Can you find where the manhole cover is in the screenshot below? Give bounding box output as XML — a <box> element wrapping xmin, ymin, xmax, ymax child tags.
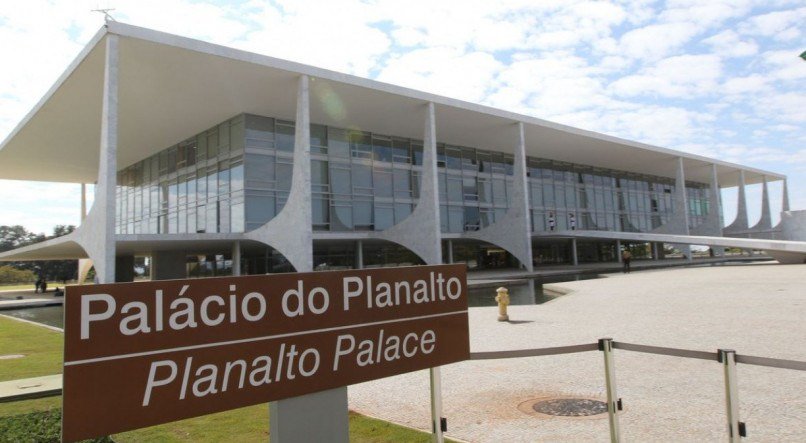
<box><xmin>531</xmin><ymin>398</ymin><xmax>608</xmax><ymax>417</ymax></box>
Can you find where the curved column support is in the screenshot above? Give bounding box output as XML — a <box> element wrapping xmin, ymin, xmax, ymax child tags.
<box><xmin>376</xmin><ymin>102</ymin><xmax>442</xmax><ymax>265</ymax></box>
<box><xmin>724</xmin><ymin>170</ymin><xmax>749</xmax><ymax>233</ymax></box>
<box><xmin>775</xmin><ymin>178</ymin><xmax>790</xmax><ymax>232</ymax></box>
<box><xmin>691</xmin><ymin>163</ymin><xmax>723</xmax><ymax>237</ymax></box>
<box><xmin>246</xmin><ymin>75</ymin><xmax>313</xmax><ymax>272</ymax></box>
<box><xmin>73</xmin><ymin>34</ymin><xmax>118</xmax><ymax>283</ymax></box>
<box><xmin>749</xmin><ymin>176</ymin><xmax>772</xmax><ymax>232</ymax></box>
<box><xmin>652</xmin><ymin>157</ymin><xmax>690</xmax><ymax>235</ymax></box>
<box><xmin>464</xmin><ymin>122</ymin><xmax>534</xmax><ymax>271</ymax></box>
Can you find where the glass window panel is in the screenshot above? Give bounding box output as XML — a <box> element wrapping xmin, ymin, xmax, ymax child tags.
<box><xmin>555</xmin><ymin>183</ymin><xmax>566</xmax><ymax>207</ymax></box>
<box><xmin>311</xmin><ymin>124</ymin><xmax>327</xmax><ymax>149</ymax></box>
<box><xmin>463</xmin><ymin>206</ymin><xmax>480</xmax><ymax>231</ymax></box>
<box><xmin>446</xmin><ymin>147</ymin><xmax>461</xmax><ymax>170</ymax></box>
<box><xmin>493</xmin><ymin>178</ymin><xmax>507</xmax><ymax>205</ymax></box>
<box><xmin>447</xmin><ymin>177</ymin><xmax>462</xmax><ymax>202</ymax></box>
<box><xmin>373</xmin><ymin>137</ymin><xmax>393</xmax><ymax>162</ymax></box>
<box><xmin>331</xmin><ymin>202</ymin><xmax>353</xmax><ymax>230</ymax></box>
<box><xmin>393</xmin><ymin>169</ymin><xmax>411</xmax><ymax>198</ymax></box>
<box><xmin>276</xmin><ymin>121</ymin><xmax>295</xmax><ymax>152</ymax></box>
<box><xmin>246</xmin><ymin>194</ymin><xmax>275</xmax><ymax>228</ymax></box>
<box><xmin>374</xmin><ymin>205</ymin><xmax>394</xmax><ymax>231</ymax></box>
<box><xmin>230</xmin><ymin>119</ymin><xmax>245</xmax><ymax>154</ymax></box>
<box><xmin>542</xmin><ymin>183</ymin><xmax>554</xmax><ymax>207</ymax></box>
<box><xmin>277</xmin><ymin>161</ymin><xmax>293</xmax><ymax>191</ymax></box>
<box><xmin>313</xmin><ymin>197</ymin><xmax>329</xmax><ymax>226</ymax></box>
<box><xmin>328</xmin><ymin>128</ymin><xmax>349</xmax><ymax>158</ymax></box>
<box><xmin>411</xmin><ymin>143</ymin><xmax>423</xmax><ymax>166</ymax></box>
<box><xmin>218</xmin><ymin>165</ymin><xmax>230</xmax><ymax>195</ymax></box>
<box><xmin>463</xmin><ymin>177</ymin><xmax>478</xmax><ymax>201</ymax></box>
<box><xmin>230</xmin><ymin>163</ymin><xmax>244</xmax><ymax>192</ymax></box>
<box><xmin>352</xmin><ymin>163</ymin><xmax>372</xmax><ymax>194</ymax></box>
<box><xmin>392</xmin><ymin>139</ymin><xmax>410</xmax><ymax>163</ymax></box>
<box><xmin>231</xmin><ymin>202</ymin><xmax>244</xmax><ymax>232</ymax></box>
<box><xmin>331</xmin><ymin>167</ymin><xmax>351</xmax><ymax>195</ymax></box>
<box><xmin>207</xmin><ymin>130</ymin><xmax>219</xmax><ymax>158</ymax></box>
<box><xmin>312</xmin><ymin>160</ymin><xmax>329</xmax><ymax>186</ymax></box>
<box><xmin>353</xmin><ymin>200</ymin><xmax>373</xmax><ymax>228</ymax></box>
<box><xmin>448</xmin><ymin>207</ymin><xmax>464</xmax><ymax>233</ymax></box>
<box><xmin>373</xmin><ymin>169</ymin><xmax>393</xmax><ymax>197</ymax></box>
<box><xmin>479</xmin><ymin>179</ymin><xmax>493</xmax><ymax>204</ymax></box>
<box><xmin>351</xmin><ymin>132</ymin><xmax>372</xmax><ymax>159</ymax></box>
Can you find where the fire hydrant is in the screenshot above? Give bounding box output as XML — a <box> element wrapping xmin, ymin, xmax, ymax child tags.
<box><xmin>495</xmin><ymin>287</ymin><xmax>510</xmax><ymax>321</ymax></box>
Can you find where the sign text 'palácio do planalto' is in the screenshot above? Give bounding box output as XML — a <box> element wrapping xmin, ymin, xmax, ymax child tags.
<box><xmin>62</xmin><ymin>264</ymin><xmax>469</xmax><ymax>442</ymax></box>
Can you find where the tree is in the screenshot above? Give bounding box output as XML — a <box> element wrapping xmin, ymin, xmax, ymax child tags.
<box><xmin>0</xmin><ymin>224</ymin><xmax>78</xmax><ymax>283</ymax></box>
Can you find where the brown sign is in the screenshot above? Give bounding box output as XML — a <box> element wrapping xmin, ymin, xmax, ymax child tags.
<box><xmin>62</xmin><ymin>264</ymin><xmax>469</xmax><ymax>442</ymax></box>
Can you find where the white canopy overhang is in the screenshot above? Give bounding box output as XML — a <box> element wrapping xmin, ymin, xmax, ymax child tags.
<box><xmin>0</xmin><ymin>22</ymin><xmax>785</xmax><ymax>188</ymax></box>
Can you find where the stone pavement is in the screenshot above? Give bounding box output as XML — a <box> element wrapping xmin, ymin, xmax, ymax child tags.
<box><xmin>348</xmin><ymin>262</ymin><xmax>806</xmax><ymax>442</ymax></box>
<box><xmin>0</xmin><ymin>374</ymin><xmax>62</xmax><ymax>402</ymax></box>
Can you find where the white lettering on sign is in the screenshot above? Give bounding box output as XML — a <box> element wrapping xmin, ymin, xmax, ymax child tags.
<box><xmin>341</xmin><ymin>273</ymin><xmax>462</xmax><ymax>311</ymax></box>
<box><xmin>79</xmin><ymin>285</ymin><xmax>272</xmax><ymax>340</ymax></box>
<box><xmin>332</xmin><ymin>329</ymin><xmax>437</xmax><ymax>371</ymax></box>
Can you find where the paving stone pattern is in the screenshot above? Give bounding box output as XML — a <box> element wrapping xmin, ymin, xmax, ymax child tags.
<box><xmin>348</xmin><ymin>262</ymin><xmax>806</xmax><ymax>442</ymax></box>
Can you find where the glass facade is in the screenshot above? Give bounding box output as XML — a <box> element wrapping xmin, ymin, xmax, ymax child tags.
<box><xmin>116</xmin><ymin>113</ymin><xmax>712</xmax><ymax>235</ymax></box>
<box><xmin>115</xmin><ymin>115</ymin><xmax>245</xmax><ymax>234</ymax></box>
<box><xmin>528</xmin><ymin>159</ymin><xmax>713</xmax><ymax>233</ymax></box>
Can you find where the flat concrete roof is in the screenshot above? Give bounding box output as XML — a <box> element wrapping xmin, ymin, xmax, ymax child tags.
<box><xmin>0</xmin><ymin>22</ymin><xmax>785</xmax><ymax>187</ymax></box>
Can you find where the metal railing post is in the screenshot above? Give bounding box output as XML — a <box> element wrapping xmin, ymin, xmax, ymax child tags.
<box><xmin>719</xmin><ymin>349</ymin><xmax>743</xmax><ymax>442</ymax></box>
<box><xmin>599</xmin><ymin>338</ymin><xmax>622</xmax><ymax>443</ymax></box>
<box><xmin>430</xmin><ymin>367</ymin><xmax>444</xmax><ymax>443</ymax></box>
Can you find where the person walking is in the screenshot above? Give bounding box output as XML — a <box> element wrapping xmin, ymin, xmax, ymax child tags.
<box><xmin>621</xmin><ymin>249</ymin><xmax>632</xmax><ymax>273</ymax></box>
<box><xmin>34</xmin><ymin>279</ymin><xmax>41</xmax><ymax>293</ymax></box>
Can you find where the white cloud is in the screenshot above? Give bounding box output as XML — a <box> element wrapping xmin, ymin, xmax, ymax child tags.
<box><xmin>609</xmin><ymin>54</ymin><xmax>723</xmax><ymax>97</ymax></box>
<box><xmin>617</xmin><ymin>22</ymin><xmax>700</xmax><ymax>60</ymax></box>
<box><xmin>738</xmin><ymin>7</ymin><xmax>806</xmax><ymax>41</ymax></box>
<box><xmin>377</xmin><ymin>48</ymin><xmax>502</xmax><ymax>103</ymax></box>
<box><xmin>702</xmin><ymin>30</ymin><xmax>758</xmax><ymax>57</ymax></box>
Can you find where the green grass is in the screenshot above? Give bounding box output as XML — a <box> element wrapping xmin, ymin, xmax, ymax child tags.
<box><xmin>0</xmin><ymin>316</ymin><xmax>453</xmax><ymax>442</ymax></box>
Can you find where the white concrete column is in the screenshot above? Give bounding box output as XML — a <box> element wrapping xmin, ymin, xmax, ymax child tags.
<box><xmin>377</xmin><ymin>102</ymin><xmax>442</xmax><ymax>265</ymax></box>
<box><xmin>652</xmin><ymin>243</ymin><xmax>659</xmax><ymax>260</ymax></box>
<box><xmin>616</xmin><ymin>240</ymin><xmax>622</xmax><ymax>263</ymax></box>
<box><xmin>677</xmin><ymin>157</ymin><xmax>690</xmax><ymax>235</ymax></box>
<box><xmin>232</xmin><ymin>241</ymin><xmax>241</xmax><ymax>276</ymax></box>
<box><xmin>82</xmin><ymin>34</ymin><xmax>119</xmax><ymax>284</ymax></box>
<box><xmin>782</xmin><ymin>178</ymin><xmax>790</xmax><ymax>212</ymax></box>
<box><xmin>355</xmin><ymin>240</ymin><xmax>363</xmax><ymax>269</ymax></box>
<box><xmin>245</xmin><ymin>75</ymin><xmax>313</xmax><ymax>272</ymax></box>
<box><xmin>80</xmin><ymin>183</ymin><xmax>87</xmax><ymax>220</ymax></box>
<box><xmin>267</xmin><ymin>75</ymin><xmax>346</xmax><ymax>443</ymax></box>
<box><xmin>465</xmin><ymin>122</ymin><xmax>533</xmax><ymax>271</ymax></box>
<box><xmin>753</xmin><ymin>175</ymin><xmax>772</xmax><ymax>230</ymax></box>
<box><xmin>725</xmin><ymin>170</ymin><xmax>748</xmax><ymax>233</ymax></box>
<box><xmin>447</xmin><ymin>240</ymin><xmax>454</xmax><ymax>264</ymax></box>
<box><xmin>571</xmin><ymin>238</ymin><xmax>578</xmax><ymax>266</ymax></box>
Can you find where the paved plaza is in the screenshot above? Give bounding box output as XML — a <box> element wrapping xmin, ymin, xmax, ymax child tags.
<box><xmin>349</xmin><ymin>262</ymin><xmax>806</xmax><ymax>442</ymax></box>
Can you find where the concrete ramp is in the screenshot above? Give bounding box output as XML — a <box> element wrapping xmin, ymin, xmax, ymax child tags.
<box><xmin>541</xmin><ymin>230</ymin><xmax>806</xmax><ymax>263</ymax></box>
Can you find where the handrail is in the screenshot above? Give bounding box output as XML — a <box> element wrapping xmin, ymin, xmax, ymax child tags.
<box><xmin>612</xmin><ymin>341</ymin><xmax>717</xmax><ymax>361</ymax></box>
<box><xmin>470</xmin><ymin>343</ymin><xmax>598</xmax><ymax>360</ymax></box>
<box><xmin>469</xmin><ymin>341</ymin><xmax>806</xmax><ymax>371</ymax></box>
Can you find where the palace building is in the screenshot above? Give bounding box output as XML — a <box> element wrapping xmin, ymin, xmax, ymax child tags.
<box><xmin>1</xmin><ymin>21</ymin><xmax>804</xmax><ymax>282</ymax></box>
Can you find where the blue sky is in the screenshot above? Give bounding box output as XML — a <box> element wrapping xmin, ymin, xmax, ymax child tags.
<box><xmin>0</xmin><ymin>0</ymin><xmax>804</xmax><ymax>235</ymax></box>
